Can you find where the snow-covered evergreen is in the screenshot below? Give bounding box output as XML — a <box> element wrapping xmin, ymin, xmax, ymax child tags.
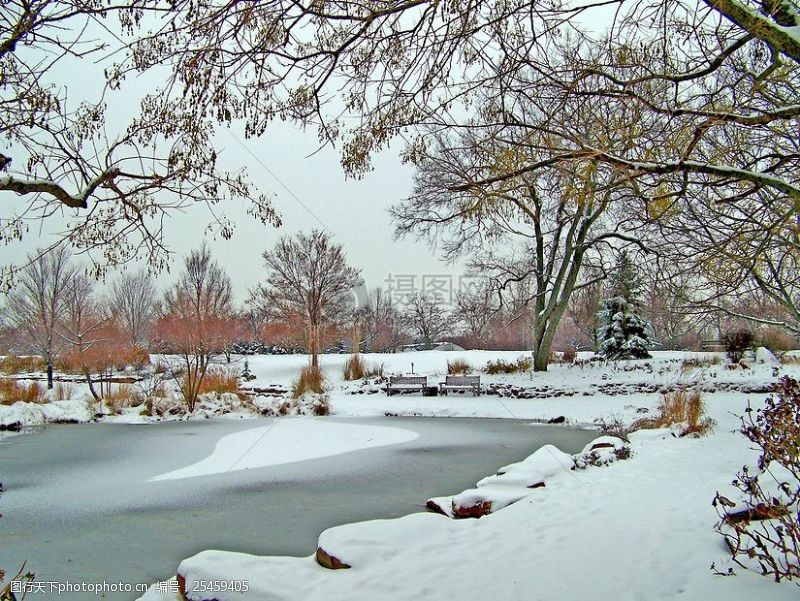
<box><xmin>596</xmin><ymin>253</ymin><xmax>655</xmax><ymax>359</ymax></box>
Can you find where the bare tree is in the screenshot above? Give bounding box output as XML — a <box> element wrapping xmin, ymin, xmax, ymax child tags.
<box><xmin>5</xmin><ymin>2</ymin><xmax>799</xmax><ymax>281</ymax></box>
<box><xmin>163</xmin><ymin>245</ymin><xmax>233</xmax><ymax>319</ymax></box>
<box><xmin>58</xmin><ymin>273</ymin><xmax>112</xmax><ymax>400</ymax></box>
<box><xmin>393</xmin><ymin>83</ymin><xmax>639</xmax><ymax>370</ymax></box>
<box><xmin>1</xmin><ymin>2</ymin><xmax>278</xmax><ymax>284</ymax></box>
<box><xmin>454</xmin><ymin>280</ymin><xmax>496</xmax><ymax>347</ymax></box>
<box><xmin>359</xmin><ymin>288</ymin><xmax>408</xmax><ymax>353</ymax></box>
<box><xmin>155</xmin><ymin>246</ymin><xmax>235</xmax><ymax>410</ymax></box>
<box><xmin>5</xmin><ymin>2</ymin><xmax>799</xmax><ymax>300</ymax></box>
<box><xmin>118</xmin><ymin>2</ymin><xmax>800</xmax><ymax>183</ymax></box>
<box><xmin>403</xmin><ymin>294</ymin><xmax>451</xmax><ymax>350</ymax></box>
<box><xmin>5</xmin><ymin>247</ymin><xmax>78</xmax><ymax>388</ymax></box>
<box><xmin>109</xmin><ymin>271</ymin><xmax>159</xmax><ymax>347</ymax></box>
<box><xmin>256</xmin><ymin>230</ymin><xmax>361</xmax><ymax>367</ymax></box>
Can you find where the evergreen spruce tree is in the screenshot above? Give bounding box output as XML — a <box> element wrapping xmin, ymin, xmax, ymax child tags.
<box><xmin>596</xmin><ymin>253</ymin><xmax>655</xmax><ymax>359</ymax></box>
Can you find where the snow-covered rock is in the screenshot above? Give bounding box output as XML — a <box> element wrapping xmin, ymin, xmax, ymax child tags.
<box><xmin>315</xmin><ymin>513</ymin><xmax>450</xmax><ymax>569</ymax></box>
<box><xmin>573</xmin><ymin>436</ymin><xmax>631</xmax><ymax>468</ymax></box>
<box><xmin>433</xmin><ymin>444</ymin><xmax>576</xmax><ymax>518</ymax></box>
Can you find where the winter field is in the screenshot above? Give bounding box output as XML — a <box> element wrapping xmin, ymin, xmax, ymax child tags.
<box><xmin>1</xmin><ymin>348</ymin><xmax>799</xmax><ymax>600</ymax></box>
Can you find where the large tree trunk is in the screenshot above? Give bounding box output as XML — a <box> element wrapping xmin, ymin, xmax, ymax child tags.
<box><xmin>46</xmin><ymin>360</ymin><xmax>54</xmax><ymax>389</ymax></box>
<box><xmin>532</xmin><ymin>323</ymin><xmax>552</xmax><ymax>372</ymax></box>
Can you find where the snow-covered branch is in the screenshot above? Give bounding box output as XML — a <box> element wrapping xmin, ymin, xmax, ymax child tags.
<box><xmin>706</xmin><ymin>0</ymin><xmax>800</xmax><ymax>63</ymax></box>
<box><xmin>0</xmin><ymin>169</ymin><xmax>121</xmax><ymax>209</ymax></box>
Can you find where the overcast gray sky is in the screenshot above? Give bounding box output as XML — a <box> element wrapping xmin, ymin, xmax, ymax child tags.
<box><xmin>2</xmin><ymin>3</ymin><xmax>624</xmax><ymax>305</ymax></box>
<box><xmin>170</xmin><ymin>120</ymin><xmax>466</xmax><ymax>303</ymax></box>
<box><xmin>1</xmin><ymin>114</ymin><xmax>464</xmax><ymax>304</ymax></box>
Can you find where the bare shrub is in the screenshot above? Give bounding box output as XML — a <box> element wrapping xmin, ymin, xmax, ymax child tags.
<box><xmin>758</xmin><ymin>328</ymin><xmax>797</xmax><ymax>357</ymax></box>
<box><xmin>53</xmin><ymin>381</ymin><xmax>73</xmax><ymax>401</ymax></box>
<box><xmin>0</xmin><ymin>355</ymin><xmax>46</xmax><ymax>374</ymax></box>
<box><xmin>366</xmin><ymin>363</ymin><xmax>384</xmax><ymax>378</ymax></box>
<box><xmin>713</xmin><ymin>376</ymin><xmax>800</xmax><ymax>582</ymax></box>
<box><xmin>344</xmin><ymin>355</ymin><xmax>384</xmax><ymax>380</ymax></box>
<box><xmin>594</xmin><ymin>414</ymin><xmax>633</xmax><ymax>442</ymax></box>
<box><xmin>292</xmin><ymin>363</ymin><xmax>325</xmax><ymax>399</ymax></box>
<box><xmin>447</xmin><ymin>358</ymin><xmax>472</xmax><ymax>375</ymax></box>
<box><xmin>681</xmin><ymin>355</ymin><xmax>722</xmax><ymax>372</ymax></box>
<box><xmin>723</xmin><ymin>329</ymin><xmax>755</xmax><ymax>364</ymax></box>
<box><xmin>197</xmin><ymin>367</ymin><xmax>241</xmax><ymax>396</ymax></box>
<box><xmin>1</xmin><ymin>562</ymin><xmax>35</xmax><ymax>599</ymax></box>
<box><xmin>310</xmin><ymin>395</ymin><xmax>330</xmax><ymax>416</ymax></box>
<box><xmin>103</xmin><ymin>384</ymin><xmax>142</xmax><ymax>413</ymax></box>
<box><xmin>632</xmin><ymin>389</ymin><xmax>714</xmax><ymax>437</ymax></box>
<box><xmin>125</xmin><ymin>346</ymin><xmax>151</xmax><ymax>370</ymax></box>
<box><xmin>562</xmin><ymin>348</ymin><xmax>577</xmax><ymax>364</ymax></box>
<box><xmin>0</xmin><ymin>379</ymin><xmax>43</xmax><ymax>405</ymax></box>
<box><xmin>485</xmin><ymin>356</ymin><xmax>532</xmax><ymax>374</ymax></box>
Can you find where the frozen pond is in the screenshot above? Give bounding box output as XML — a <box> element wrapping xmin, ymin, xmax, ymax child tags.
<box><xmin>0</xmin><ymin>417</ymin><xmax>596</xmax><ymax>599</ymax></box>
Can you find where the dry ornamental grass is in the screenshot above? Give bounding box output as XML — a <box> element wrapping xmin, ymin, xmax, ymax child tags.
<box><xmin>197</xmin><ymin>368</ymin><xmax>242</xmax><ymax>396</ymax></box>
<box><xmin>447</xmin><ymin>358</ymin><xmax>472</xmax><ymax>375</ymax></box>
<box><xmin>485</xmin><ymin>356</ymin><xmax>532</xmax><ymax>374</ymax></box>
<box><xmin>292</xmin><ymin>363</ymin><xmax>325</xmax><ymax>398</ymax></box>
<box><xmin>632</xmin><ymin>389</ymin><xmax>715</xmax><ymax>436</ymax></box>
<box><xmin>0</xmin><ymin>379</ymin><xmax>44</xmax><ymax>405</ymax></box>
<box><xmin>0</xmin><ymin>356</ymin><xmax>46</xmax><ymax>374</ymax></box>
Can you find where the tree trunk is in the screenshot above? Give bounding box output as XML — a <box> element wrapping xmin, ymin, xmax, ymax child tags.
<box><xmin>308</xmin><ymin>324</ymin><xmax>320</xmax><ymax>368</ymax></box>
<box><xmin>533</xmin><ymin>347</ymin><xmax>549</xmax><ymax>372</ymax></box>
<box><xmin>46</xmin><ymin>361</ymin><xmax>54</xmax><ymax>389</ymax></box>
<box><xmin>84</xmin><ymin>369</ymin><xmax>100</xmax><ymax>402</ymax></box>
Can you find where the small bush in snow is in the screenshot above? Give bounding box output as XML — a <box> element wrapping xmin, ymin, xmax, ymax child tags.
<box><xmin>681</xmin><ymin>355</ymin><xmax>722</xmax><ymax>372</ymax></box>
<box><xmin>256</xmin><ymin>392</ymin><xmax>329</xmax><ymax>416</ymax></box>
<box><xmin>595</xmin><ymin>414</ymin><xmax>633</xmax><ymax>441</ymax></box>
<box><xmin>343</xmin><ymin>355</ymin><xmax>384</xmax><ymax>381</ymax></box>
<box><xmin>713</xmin><ymin>376</ymin><xmax>800</xmax><ymax>582</ymax></box>
<box><xmin>757</xmin><ymin>327</ymin><xmax>796</xmax><ymax>357</ymax></box>
<box><xmin>0</xmin><ymin>379</ymin><xmax>44</xmax><ymax>405</ymax></box>
<box><xmin>485</xmin><ymin>356</ymin><xmax>532</xmax><ymax>374</ymax></box>
<box><xmin>53</xmin><ymin>381</ymin><xmax>73</xmax><ymax>401</ymax></box>
<box><xmin>292</xmin><ymin>363</ymin><xmax>325</xmax><ymax>398</ymax></box>
<box><xmin>0</xmin><ymin>355</ymin><xmax>46</xmax><ymax>374</ymax></box>
<box><xmin>723</xmin><ymin>329</ymin><xmax>755</xmax><ymax>364</ymax></box>
<box><xmin>574</xmin><ymin>436</ymin><xmax>631</xmax><ymax>469</ymax></box>
<box><xmin>103</xmin><ymin>384</ymin><xmax>143</xmax><ymax>414</ymax></box>
<box><xmin>197</xmin><ymin>367</ymin><xmax>242</xmax><ymax>397</ymax></box>
<box><xmin>632</xmin><ymin>388</ymin><xmax>714</xmax><ymax>437</ymax></box>
<box><xmin>343</xmin><ymin>353</ymin><xmax>366</xmax><ymax>380</ymax></box>
<box><xmin>447</xmin><ymin>358</ymin><xmax>472</xmax><ymax>375</ymax></box>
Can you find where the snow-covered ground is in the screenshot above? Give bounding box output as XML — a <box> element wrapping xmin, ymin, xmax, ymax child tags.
<box><xmin>141</xmin><ymin>403</ymin><xmax>797</xmax><ymax>601</ymax></box>
<box><xmin>2</xmin><ymin>349</ymin><xmax>798</xmax><ymax>600</ymax></box>
<box><xmin>1</xmin><ymin>349</ymin><xmax>782</xmax><ymax>428</ymax></box>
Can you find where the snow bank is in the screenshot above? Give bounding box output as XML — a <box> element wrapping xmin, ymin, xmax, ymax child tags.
<box><xmin>0</xmin><ymin>400</ymin><xmax>94</xmax><ymax>429</ymax></box>
<box><xmin>428</xmin><ymin>444</ymin><xmax>577</xmax><ymax>518</ymax></box>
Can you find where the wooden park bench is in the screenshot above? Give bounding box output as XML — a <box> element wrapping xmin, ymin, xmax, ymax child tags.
<box><xmin>386</xmin><ymin>375</ymin><xmax>428</xmax><ymax>396</ymax></box>
<box><xmin>439</xmin><ymin>375</ymin><xmax>481</xmax><ymax>396</ymax></box>
<box><xmin>700</xmin><ymin>339</ymin><xmax>725</xmax><ymax>352</ymax></box>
